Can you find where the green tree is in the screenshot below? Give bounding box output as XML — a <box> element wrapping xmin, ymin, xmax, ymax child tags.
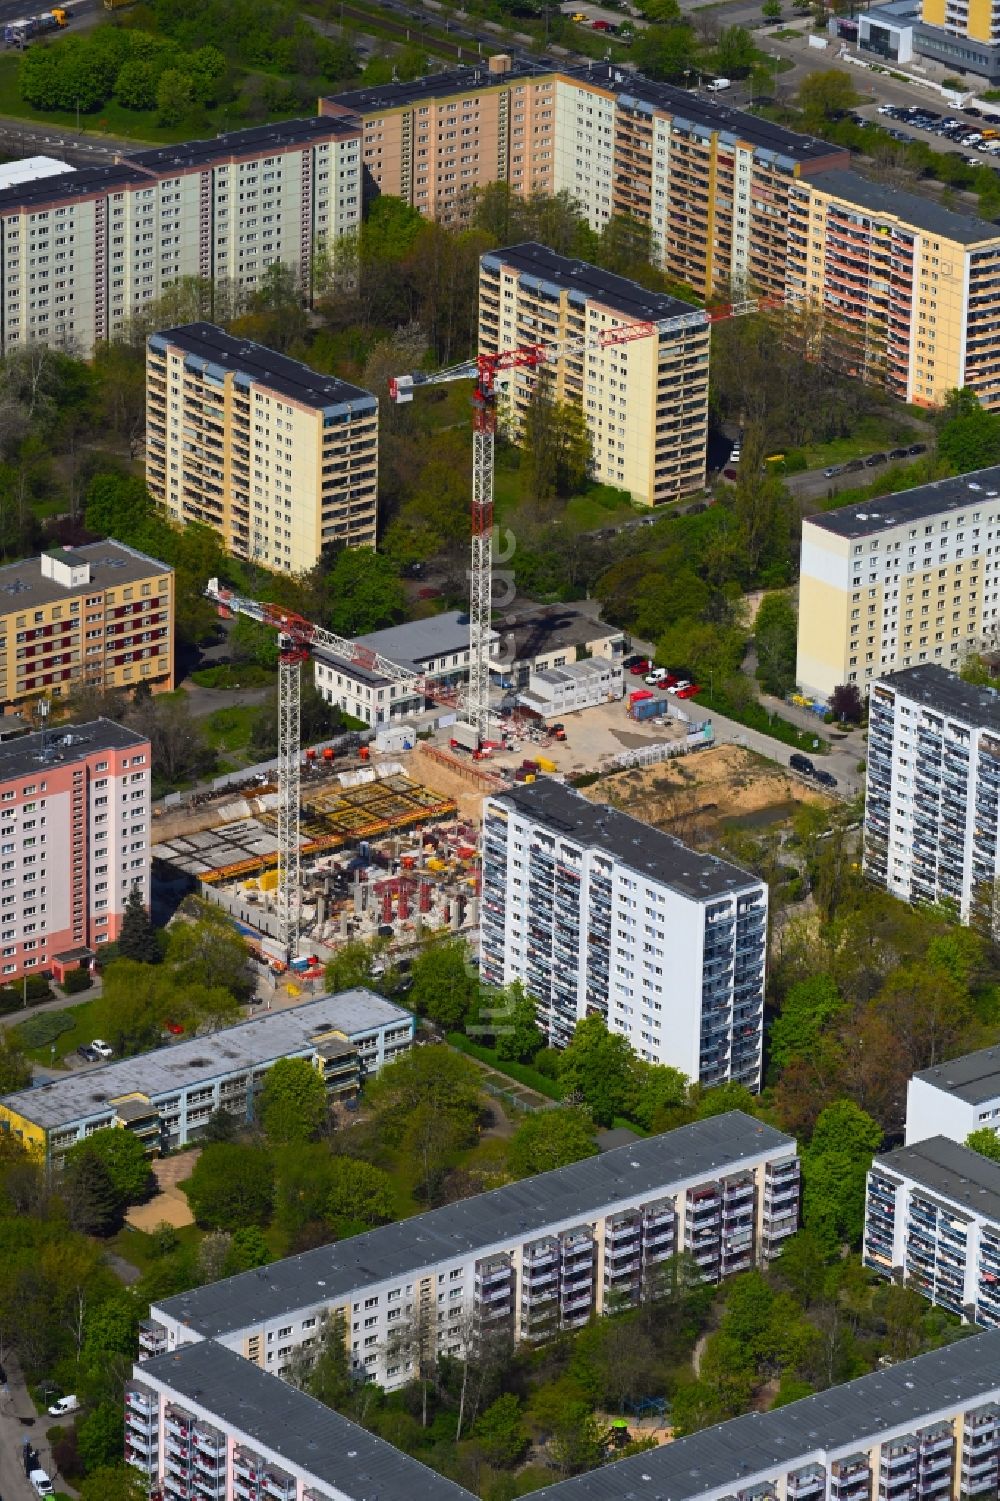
<box><xmin>77</xmin><ymin>1399</ymin><xmax>124</xmax><ymax>1474</ymax></box>
<box><xmin>65</xmin><ymin>1129</ymin><xmax>153</xmax><ymax>1205</ymax></box>
<box><xmin>520</xmin><ymin>376</ymin><xmax>592</xmax><ymax>504</ymax></box>
<box><xmin>762</xmin><ymin>0</ymin><xmax>782</xmax><ymax>17</ymax></box>
<box><xmin>801</xmin><ymin>1100</ymin><xmax>882</xmax><ymax>1252</ymax></box>
<box><xmin>0</xmin><ymin>1032</ymin><xmax>31</xmax><ymax>1094</ymax></box>
<box><xmin>260</xmin><ymin>1058</ymin><xmax>328</xmax><ymax>1145</ymax></box>
<box><xmin>492</xmin><ymin>982</ymin><xmax>543</xmax><ymax>1063</ymax></box>
<box><xmin>967</xmin><ymin>1127</ymin><xmax>1000</xmax><ymax>1163</ymax></box>
<box><xmin>186</xmin><ymin>1142</ymin><xmax>275</xmax><ymax>1229</ymax></box>
<box><xmin>324</xmin><ymin>937</ymin><xmax>389</xmax><ymax>993</ymax></box>
<box><xmin>165</xmin><ymin>904</ymin><xmax>253</xmax><ymax>1001</ymax></box>
<box><xmin>769</xmin><ymin>975</ymin><xmax>846</xmax><ymax>1073</ymax></box>
<box><xmin>476</xmin><ymin>1393</ymin><xmax>530</xmax><ymax>1468</ymax></box>
<box><xmin>508</xmin><ymin>1107</ymin><xmax>597</xmax><ymax>1177</ymax></box>
<box><xmin>798</xmin><ymin>69</ymin><xmax>857</xmax><ymax>121</ymax></box>
<box><xmin>937</xmin><ymin>388</ymin><xmax>1000</xmax><ymax>472</ymax></box>
<box><xmin>410</xmin><ymin>938</ymin><xmax>479</xmax><ymax>1030</ymax></box>
<box><xmin>631</xmin><ymin>1061</ymin><xmax>689</xmax><ymax>1131</ymax></box>
<box><xmin>117</xmin><ymin>886</ymin><xmax>160</xmax><ymax>964</ymax></box>
<box><xmin>62</xmin><ymin>1152</ymin><xmax>123</xmax><ymax>1237</ymax></box>
<box><xmin>222</xmin><ymin>1226</ymin><xmax>271</xmax><ymax>1275</ymax></box>
<box><xmin>324</xmin><ymin>1155</ymin><xmax>395</xmax><ymax>1232</ymax></box>
<box><xmin>754</xmin><ymin>592</ymin><xmax>798</xmax><ymax>697</ymax></box>
<box><xmin>714</xmin><ymin>24</ymin><xmax>757</xmax><ymax>74</ymax></box>
<box><xmin>156</xmin><ymin>67</ymin><xmax>194</xmax><ymax>124</ymax></box>
<box><xmin>324</xmin><ymin>549</ymin><xmax>406</xmax><ymax>636</ymax></box>
<box><xmin>631</xmin><ymin>22</ymin><xmax>699</xmax><ymax>81</ymax></box>
<box><xmin>558</xmin><ymin>1015</ymin><xmax>636</xmax><ymax>1126</ymax></box>
<box><xmin>366</xmin><ymin>1045</ymin><xmax>482</xmax><ymax>1142</ymax></box>
<box><xmin>79</xmin><ymin>1466</ymin><xmax>148</xmax><ymax>1501</ymax></box>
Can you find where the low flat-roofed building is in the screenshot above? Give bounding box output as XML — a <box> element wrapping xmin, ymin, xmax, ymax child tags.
<box><xmin>313</xmin><ymin>611</ymin><xmax>499</xmax><ymax>728</ymax></box>
<box><xmin>0</xmin><ymin>987</ymin><xmax>414</xmax><ymax>1162</ymax></box>
<box><xmin>864</xmin><ymin>1135</ymin><xmax>1000</xmax><ymax>1325</ymax></box>
<box><xmin>907</xmin><ymin>1044</ymin><xmax>1000</xmax><ymax>1145</ymax></box>
<box><xmin>492</xmin><ymin>603</ymin><xmax>625</xmax><ymax>690</ymax></box>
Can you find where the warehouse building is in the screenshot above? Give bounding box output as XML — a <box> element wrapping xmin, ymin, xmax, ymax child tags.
<box><xmin>139</xmin><ymin>1112</ymin><xmax>799</xmax><ymax>1380</ymax></box>
<box><xmin>0</xmin><ymin>988</ymin><xmax>413</xmax><ymax>1164</ymax></box>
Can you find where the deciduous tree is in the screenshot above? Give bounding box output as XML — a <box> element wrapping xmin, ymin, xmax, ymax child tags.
<box><xmin>65</xmin><ymin>1129</ymin><xmax>153</xmax><ymax>1205</ymax></box>
<box><xmin>508</xmin><ymin>1108</ymin><xmax>597</xmax><ymax>1178</ymax></box>
<box><xmin>186</xmin><ymin>1142</ymin><xmax>275</xmax><ymax>1229</ymax></box>
<box><xmin>260</xmin><ymin>1058</ymin><xmax>329</xmax><ymax>1145</ymax></box>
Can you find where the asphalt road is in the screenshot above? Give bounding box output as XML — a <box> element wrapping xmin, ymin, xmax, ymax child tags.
<box><xmin>0</xmin><ymin>1355</ymin><xmax>64</xmax><ymax>1501</ymax></box>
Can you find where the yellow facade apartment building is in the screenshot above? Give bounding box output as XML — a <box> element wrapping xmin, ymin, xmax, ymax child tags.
<box><xmin>146</xmin><ymin>324</ymin><xmax>378</xmax><ymax>574</ymax></box>
<box><xmin>0</xmin><ymin>542</ymin><xmax>173</xmax><ymax>707</ymax></box>
<box><xmin>479</xmin><ymin>242</ymin><xmax>710</xmax><ymax>505</ymax></box>
<box><xmin>796</xmin><ymin>468</ymin><xmax>1000</xmax><ymax>702</ymax></box>
<box><xmin>787</xmin><ymin>170</ymin><xmax>1000</xmax><ymax>409</ymax></box>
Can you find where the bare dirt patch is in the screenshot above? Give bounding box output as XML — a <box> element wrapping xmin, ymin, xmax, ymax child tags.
<box><xmin>580</xmin><ymin>743</ymin><xmax>829</xmax><ymax>846</ymax></box>
<box><xmin>126</xmin><ymin>1148</ymin><xmax>201</xmax><ymax>1231</ymax></box>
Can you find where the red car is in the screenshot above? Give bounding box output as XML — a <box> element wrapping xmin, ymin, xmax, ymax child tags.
<box><xmin>676</xmin><ymin>683</ymin><xmax>701</xmax><ymax>699</ymax></box>
<box><xmin>629</xmin><ymin>658</ymin><xmax>651</xmax><ymax>675</ymax></box>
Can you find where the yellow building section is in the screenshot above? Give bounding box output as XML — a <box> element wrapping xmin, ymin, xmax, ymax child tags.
<box><xmin>0</xmin><ymin>1102</ymin><xmax>47</xmax><ymax>1158</ymax></box>
<box><xmin>967</xmin><ymin>0</ymin><xmax>992</xmax><ymax>40</ymax></box>
<box><xmin>921</xmin><ymin>0</ymin><xmax>947</xmax><ymax>26</ymax></box>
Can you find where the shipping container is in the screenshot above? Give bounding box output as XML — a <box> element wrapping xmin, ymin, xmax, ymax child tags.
<box><xmin>628</xmin><ymin>696</ymin><xmax>666</xmax><ymax>721</ymax></box>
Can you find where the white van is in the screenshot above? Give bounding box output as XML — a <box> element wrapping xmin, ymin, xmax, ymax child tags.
<box><xmin>707</xmin><ymin>77</ymin><xmax>731</xmax><ymax>91</ymax></box>
<box><xmin>30</xmin><ymin>1470</ymin><xmax>54</xmax><ymax>1496</ymax></box>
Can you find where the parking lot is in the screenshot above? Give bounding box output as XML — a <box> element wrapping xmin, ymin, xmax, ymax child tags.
<box><xmin>859</xmin><ymin>100</ymin><xmax>1000</xmax><ymax>170</ymax></box>
<box><xmin>822</xmin><ymin>442</ymin><xmax>928</xmax><ymax>481</ymax></box>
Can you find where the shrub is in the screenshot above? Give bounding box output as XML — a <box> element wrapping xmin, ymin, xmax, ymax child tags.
<box><xmin>61</xmin><ymin>967</ymin><xmax>93</xmax><ymax>995</ymax></box>
<box><xmin>17</xmin><ymin>1010</ymin><xmax>74</xmax><ymax>1049</ymax></box>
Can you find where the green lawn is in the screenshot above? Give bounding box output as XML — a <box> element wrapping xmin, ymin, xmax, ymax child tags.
<box><xmin>202</xmin><ymin>704</ymin><xmax>260</xmax><ymax>755</ymax></box>
<box><xmin>783</xmin><ymin>413</ymin><xmax>915</xmax><ymax>471</ymax></box>
<box><xmin>12</xmin><ymin>996</ymin><xmax>102</xmax><ymax>1065</ymax></box>
<box><xmin>110</xmin><ymin>1221</ymin><xmax>203</xmax><ymax>1273</ymax></box>
<box><xmin>493</xmin><ymin>463</ymin><xmax>639</xmax><ymax>532</ymax></box>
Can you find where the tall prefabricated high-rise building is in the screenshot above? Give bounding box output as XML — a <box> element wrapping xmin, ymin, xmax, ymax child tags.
<box><xmin>796</xmin><ymin>468</ymin><xmax>1000</xmax><ymax>703</ymax></box>
<box><xmin>146</xmin><ymin>324</ymin><xmax>378</xmax><ymax>572</ymax></box>
<box><xmin>0</xmin><ymin>118</ymin><xmax>361</xmax><ymax>358</ymax></box>
<box><xmin>0</xmin><ymin>719</ymin><xmax>150</xmax><ymax>981</ymax></box>
<box><xmin>864</xmin><ymin>664</ymin><xmax>1000</xmax><ymax>921</ymax></box>
<box><xmin>480</xmin><ymin>779</ymin><xmax>767</xmax><ymax>1089</ymax></box>
<box><xmin>478</xmin><ymin>243</ymin><xmax>710</xmax><ymax>506</ymax></box>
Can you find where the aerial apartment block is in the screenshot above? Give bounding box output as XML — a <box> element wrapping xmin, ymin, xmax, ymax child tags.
<box><xmin>127</xmin><ymin>1314</ymin><xmax>1000</xmax><ymax>1501</ymax></box>
<box><xmin>864</xmin><ymin>1135</ymin><xmax>1000</xmax><ymax>1325</ymax></box>
<box><xmin>138</xmin><ymin>1113</ymin><xmax>799</xmax><ymax>1382</ymax></box>
<box><xmin>786</xmin><ymin>172</ymin><xmax>1000</xmax><ymax>410</ymax></box>
<box><xmin>0</xmin><ymin>718</ymin><xmax>150</xmax><ymax>982</ymax></box>
<box><xmin>146</xmin><ymin>324</ymin><xmax>378</xmax><ymax>573</ymax></box>
<box><xmin>478</xmin><ymin>243</ymin><xmax>709</xmax><ymax>505</ymax></box>
<box><xmin>480</xmin><ymin>778</ymin><xmax>767</xmax><ymax>1090</ymax></box>
<box><xmin>907</xmin><ymin>1044</ymin><xmax>1000</xmax><ymax>1146</ymax></box>
<box><xmin>796</xmin><ymin>468</ymin><xmax>1000</xmax><ymax>702</ymax></box>
<box><xmin>863</xmin><ymin>665</ymin><xmax>1000</xmax><ymax>920</ymax></box>
<box><xmin>320</xmin><ymin>59</ymin><xmax>848</xmax><ymax>297</ymax></box>
<box><xmin>0</xmin><ymin>117</ymin><xmax>361</xmax><ymax>357</ymax></box>
<box><xmin>0</xmin><ymin>542</ymin><xmax>173</xmax><ymax>707</ymax></box>
<box><xmin>0</xmin><ymin>987</ymin><xmax>413</xmax><ymax>1165</ymax></box>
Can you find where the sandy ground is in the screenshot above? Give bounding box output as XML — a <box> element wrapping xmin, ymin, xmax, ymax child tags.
<box><xmin>582</xmin><ymin>743</ymin><xmax>829</xmax><ymax>846</ymax></box>
<box><xmin>126</xmin><ymin>1148</ymin><xmax>200</xmax><ymax>1231</ymax></box>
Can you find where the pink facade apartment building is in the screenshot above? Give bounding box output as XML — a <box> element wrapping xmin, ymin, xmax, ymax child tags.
<box><xmin>0</xmin><ymin>718</ymin><xmax>151</xmax><ymax>981</ymax></box>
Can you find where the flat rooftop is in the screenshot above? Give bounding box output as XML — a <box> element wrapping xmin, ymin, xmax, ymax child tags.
<box><xmin>150</xmin><ymin>324</ymin><xmax>376</xmax><ymax>414</ymax></box>
<box><xmin>123</xmin><ymin>116</ymin><xmax>360</xmax><ymax>174</ymax></box>
<box><xmin>0</xmin><ymin>162</ymin><xmax>146</xmax><ymax>213</ymax></box>
<box><xmin>492</xmin><ymin>779</ymin><xmax>762</xmax><ymax>901</ymax></box>
<box><xmin>483</xmin><ymin>242</ymin><xmax>700</xmax><ymax>322</ymax></box>
<box><xmin>913</xmin><ymin>1044</ymin><xmax>1000</xmax><ymax>1104</ymax></box>
<box><xmin>875</xmin><ymin>664</ymin><xmax>1000</xmax><ymax>734</ymax></box>
<box><xmin>138</xmin><ymin>1341</ymin><xmax>469</xmax><ymax>1501</ymax></box>
<box><xmin>876</xmin><ymin>1136</ymin><xmax>1000</xmax><ymax>1223</ymax></box>
<box><xmin>0</xmin><ymin>718</ymin><xmax>146</xmax><ymax>789</ymax></box>
<box><xmin>314</xmin><ymin>612</ymin><xmax>495</xmax><ymax>687</ymax></box>
<box><xmin>0</xmin><ymin>989</ymin><xmax>411</xmax><ymax>1131</ymax></box>
<box><xmin>810</xmin><ymin>167</ymin><xmax>999</xmax><ymax>245</ymax></box>
<box><xmin>0</xmin><ymin>540</ymin><xmax>171</xmax><ymax>613</ymax></box>
<box><xmin>321</xmin><ymin>58</ymin><xmax>549</xmax><ymax>112</ymax></box>
<box><xmin>496</xmin><ymin>604</ymin><xmax>622</xmax><ymax>663</ymax></box>
<box><xmin>541</xmin><ymin>1331</ymin><xmax>1000</xmax><ymax>1501</ymax></box>
<box><xmin>0</xmin><ymin>157</ymin><xmax>74</xmax><ymax>191</ymax></box>
<box><xmin>805</xmin><ymin>465</ymin><xmax>1000</xmax><ymax>540</ymax></box>
<box><xmin>152</xmin><ymin>1112</ymin><xmax>791</xmax><ymax>1338</ymax></box>
<box><xmin>568</xmin><ymin>62</ymin><xmax>842</xmax><ymax>165</ymax></box>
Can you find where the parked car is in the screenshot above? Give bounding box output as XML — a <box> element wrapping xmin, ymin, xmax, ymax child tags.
<box><xmin>666</xmin><ymin>679</ymin><xmax>693</xmax><ymax>695</ymax></box>
<box><xmin>789</xmin><ymin>753</ymin><xmax>815</xmax><ymax>775</ymax></box>
<box><xmin>30</xmin><ymin>1472</ymin><xmax>53</xmax><ymax>1498</ymax></box>
<box><xmin>843</xmin><ymin>458</ymin><xmax>865</xmax><ymax>472</ymax></box>
<box><xmin>628</xmin><ymin>657</ymin><xmax>651</xmax><ymax>674</ymax></box>
<box><xmin>888</xmin><ymin>447</ymin><xmax>909</xmax><ymax>459</ymax></box>
<box><xmin>824</xmin><ymin>464</ymin><xmax>843</xmax><ymax>478</ymax></box>
<box><xmin>89</xmin><ymin>1039</ymin><xmax>114</xmax><ymax>1060</ymax></box>
<box><xmin>813</xmin><ymin>768</ymin><xmax>838</xmax><ymax>789</ymax></box>
<box><xmin>866</xmin><ymin>452</ymin><xmax>888</xmax><ymax>467</ymax></box>
<box><xmin>908</xmin><ymin>442</ymin><xmax>927</xmax><ymax>455</ymax></box>
<box><xmin>675</xmin><ymin>683</ymin><xmax>701</xmax><ymax>699</ymax></box>
<box><xmin>644</xmin><ymin>667</ymin><xmax>670</xmax><ymax>685</ymax></box>
<box><xmin>47</xmin><ymin>1395</ymin><xmax>79</xmax><ymax>1417</ymax></box>
<box><xmin>77</xmin><ymin>1043</ymin><xmax>99</xmax><ymax>1063</ymax></box>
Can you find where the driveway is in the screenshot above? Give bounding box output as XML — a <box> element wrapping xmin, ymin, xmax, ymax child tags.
<box><xmin>0</xmin><ymin>1352</ymin><xmax>72</xmax><ymax>1500</ymax></box>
